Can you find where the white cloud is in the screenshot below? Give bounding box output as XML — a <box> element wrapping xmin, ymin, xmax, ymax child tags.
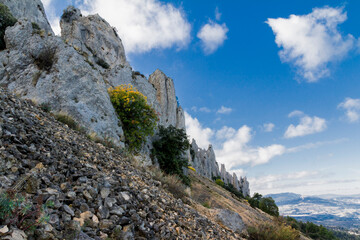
<box><xmin>197</xmin><ymin>21</ymin><xmax>228</xmax><ymax>54</ymax></box>
<box><xmin>263</xmin><ymin>123</ymin><xmax>275</xmax><ymax>132</ymax></box>
<box><xmin>267</xmin><ymin>7</ymin><xmax>356</xmax><ymax>82</ymax></box>
<box><xmin>41</xmin><ymin>0</ymin><xmax>61</xmax><ymax>35</ymax></box>
<box><xmin>288</xmin><ymin>110</ymin><xmax>304</xmax><ymax>118</ymax></box>
<box><xmin>215</xmin><ymin>126</ymin><xmax>286</xmax><ymax>169</ymax></box>
<box><xmin>217</xmin><ymin>106</ymin><xmax>232</xmax><ymax>114</ymax></box>
<box><xmin>80</xmin><ymin>0</ymin><xmax>191</xmax><ymax>53</ymax></box>
<box><xmin>185</xmin><ymin>112</ymin><xmax>286</xmax><ymax>169</ymax></box>
<box><xmin>185</xmin><ymin>112</ymin><xmax>214</xmax><ymax>149</ymax></box>
<box><xmin>284</xmin><ymin>112</ymin><xmax>327</xmax><ymax>138</ymax></box>
<box><xmin>338</xmin><ymin>98</ymin><xmax>360</xmax><ymax>122</ymax></box>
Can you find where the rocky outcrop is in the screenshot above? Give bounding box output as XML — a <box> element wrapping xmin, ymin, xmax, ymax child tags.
<box><xmin>0</xmin><ymin>19</ymin><xmax>125</xmax><ymax>147</ymax></box>
<box><xmin>0</xmin><ymin>4</ymin><xmax>185</xmax><ymax>149</ymax></box>
<box><xmin>0</xmin><ymin>0</ymin><xmax>53</xmax><ymax>35</ymax></box>
<box><xmin>191</xmin><ymin>140</ymin><xmax>220</xmax><ymax>179</ymax></box>
<box><xmin>60</xmin><ymin>6</ymin><xmax>129</xmax><ymax>69</ymax></box>
<box><xmin>0</xmin><ymin>87</ymin><xmax>242</xmax><ymax>239</ymax></box>
<box><xmin>191</xmin><ymin>139</ymin><xmax>250</xmax><ymax>197</ymax></box>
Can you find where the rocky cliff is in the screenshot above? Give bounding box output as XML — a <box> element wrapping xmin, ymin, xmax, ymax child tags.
<box><xmin>190</xmin><ymin>139</ymin><xmax>250</xmax><ymax>197</ymax></box>
<box><xmin>0</xmin><ymin>5</ymin><xmax>184</xmax><ymax>151</ymax></box>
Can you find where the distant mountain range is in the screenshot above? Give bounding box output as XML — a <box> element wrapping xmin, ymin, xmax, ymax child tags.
<box><xmin>266</xmin><ymin>192</ymin><xmax>360</xmax><ymax>229</ymax></box>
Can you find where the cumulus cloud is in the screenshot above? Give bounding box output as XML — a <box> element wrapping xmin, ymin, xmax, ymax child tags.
<box><xmin>41</xmin><ymin>0</ymin><xmax>61</xmax><ymax>35</ymax></box>
<box><xmin>263</xmin><ymin>123</ymin><xmax>275</xmax><ymax>132</ymax></box>
<box><xmin>267</xmin><ymin>6</ymin><xmax>356</xmax><ymax>82</ymax></box>
<box><xmin>338</xmin><ymin>98</ymin><xmax>360</xmax><ymax>122</ymax></box>
<box><xmin>80</xmin><ymin>0</ymin><xmax>191</xmax><ymax>53</ymax></box>
<box><xmin>197</xmin><ymin>21</ymin><xmax>228</xmax><ymax>54</ymax></box>
<box><xmin>284</xmin><ymin>112</ymin><xmax>327</xmax><ymax>138</ymax></box>
<box><xmin>215</xmin><ymin>126</ymin><xmax>286</xmax><ymax>169</ymax></box>
<box><xmin>217</xmin><ymin>106</ymin><xmax>232</xmax><ymax>114</ymax></box>
<box><xmin>185</xmin><ymin>112</ymin><xmax>214</xmax><ymax>149</ymax></box>
<box><xmin>288</xmin><ymin>110</ymin><xmax>304</xmax><ymax>118</ymax></box>
<box><xmin>185</xmin><ymin>112</ymin><xmax>286</xmax><ymax>169</ymax></box>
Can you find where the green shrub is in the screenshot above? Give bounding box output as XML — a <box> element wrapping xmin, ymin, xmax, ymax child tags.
<box><xmin>39</xmin><ymin>102</ymin><xmax>51</xmax><ymax>113</ymax></box>
<box><xmin>248</xmin><ymin>223</ymin><xmax>300</xmax><ymax>240</ymax></box>
<box><xmin>31</xmin><ymin>22</ymin><xmax>41</xmax><ymax>34</ymax></box>
<box><xmin>0</xmin><ymin>3</ymin><xmax>17</xmax><ymax>50</ymax></box>
<box><xmin>247</xmin><ymin>193</ymin><xmax>279</xmax><ymax>217</ymax></box>
<box><xmin>0</xmin><ymin>190</ymin><xmax>52</xmax><ymax>232</ymax></box>
<box><xmin>108</xmin><ymin>84</ymin><xmax>158</xmax><ymax>151</ymax></box>
<box><xmin>283</xmin><ymin>217</ymin><xmax>337</xmax><ymax>240</ymax></box>
<box><xmin>151</xmin><ymin>125</ymin><xmax>190</xmax><ymax>185</ymax></box>
<box><xmin>32</xmin><ymin>45</ymin><xmax>57</xmax><ymax>72</ymax></box>
<box><xmin>215</xmin><ymin>179</ymin><xmax>225</xmax><ymax>187</ymax></box>
<box><xmin>202</xmin><ymin>202</ymin><xmax>211</xmax><ymax>208</ymax></box>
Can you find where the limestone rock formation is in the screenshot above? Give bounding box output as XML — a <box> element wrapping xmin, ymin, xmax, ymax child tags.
<box><xmin>0</xmin><ymin>0</ymin><xmax>53</xmax><ymax>35</ymax></box>
<box><xmin>0</xmin><ymin>19</ymin><xmax>124</xmax><ymax>146</ymax></box>
<box><xmin>190</xmin><ymin>140</ymin><xmax>220</xmax><ymax>179</ymax></box>
<box><xmin>60</xmin><ymin>6</ymin><xmax>129</xmax><ymax>69</ymax></box>
<box><xmin>148</xmin><ymin>69</ymin><xmax>177</xmax><ymax>127</ymax></box>
<box><xmin>191</xmin><ymin>139</ymin><xmax>250</xmax><ymax>197</ymax></box>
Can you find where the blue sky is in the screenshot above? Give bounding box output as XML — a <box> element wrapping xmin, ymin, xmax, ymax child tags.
<box><xmin>42</xmin><ymin>0</ymin><xmax>360</xmax><ymax>196</ymax></box>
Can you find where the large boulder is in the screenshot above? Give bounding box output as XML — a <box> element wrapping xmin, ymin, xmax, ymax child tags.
<box><xmin>0</xmin><ymin>0</ymin><xmax>54</xmax><ymax>35</ymax></box>
<box><xmin>0</xmin><ymin>20</ymin><xmax>124</xmax><ymax>146</ymax></box>
<box><xmin>213</xmin><ymin>209</ymin><xmax>246</xmax><ymax>234</ymax></box>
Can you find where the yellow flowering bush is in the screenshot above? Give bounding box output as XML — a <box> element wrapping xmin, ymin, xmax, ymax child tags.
<box><xmin>108</xmin><ymin>84</ymin><xmax>158</xmax><ymax>151</ymax></box>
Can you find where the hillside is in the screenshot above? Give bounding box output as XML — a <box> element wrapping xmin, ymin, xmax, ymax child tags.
<box><xmin>0</xmin><ymin>87</ymin><xmax>245</xmax><ymax>239</ymax></box>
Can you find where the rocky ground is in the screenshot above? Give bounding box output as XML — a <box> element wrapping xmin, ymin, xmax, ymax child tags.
<box><xmin>0</xmin><ymin>87</ymin><xmax>244</xmax><ymax>239</ymax></box>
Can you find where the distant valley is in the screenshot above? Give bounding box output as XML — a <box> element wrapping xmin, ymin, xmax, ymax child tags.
<box><xmin>267</xmin><ymin>192</ymin><xmax>360</xmax><ymax>229</ymax></box>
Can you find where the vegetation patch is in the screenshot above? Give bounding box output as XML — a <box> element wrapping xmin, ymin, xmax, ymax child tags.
<box><xmin>0</xmin><ymin>189</ymin><xmax>52</xmax><ymax>232</ymax></box>
<box><xmin>283</xmin><ymin>216</ymin><xmax>338</xmax><ymax>240</ymax></box>
<box><xmin>213</xmin><ymin>176</ymin><xmax>244</xmax><ymax>199</ymax></box>
<box><xmin>108</xmin><ymin>84</ymin><xmax>158</xmax><ymax>151</ymax></box>
<box><xmin>247</xmin><ymin>223</ymin><xmax>300</xmax><ymax>240</ymax></box>
<box><xmin>247</xmin><ymin>193</ymin><xmax>279</xmax><ymax>217</ymax></box>
<box><xmin>32</xmin><ymin>45</ymin><xmax>57</xmax><ymax>72</ymax></box>
<box><xmin>149</xmin><ymin>166</ymin><xmax>189</xmax><ymax>201</ymax></box>
<box><xmin>132</xmin><ymin>71</ymin><xmax>145</xmax><ymax>79</ymax></box>
<box><xmin>54</xmin><ymin>113</ymin><xmax>81</xmax><ymax>132</ymax></box>
<box><xmin>31</xmin><ymin>22</ymin><xmax>41</xmax><ymax>34</ymax></box>
<box><xmin>0</xmin><ymin>3</ymin><xmax>17</xmax><ymax>50</ymax></box>
<box><xmin>152</xmin><ymin>125</ymin><xmax>190</xmax><ymax>185</ymax></box>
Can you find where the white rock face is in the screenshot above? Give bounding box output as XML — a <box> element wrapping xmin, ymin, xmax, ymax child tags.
<box><xmin>60</xmin><ymin>6</ymin><xmax>129</xmax><ymax>69</ymax></box>
<box><xmin>0</xmin><ymin>20</ymin><xmax>124</xmax><ymax>146</ymax></box>
<box><xmin>213</xmin><ymin>209</ymin><xmax>246</xmax><ymax>234</ymax></box>
<box><xmin>0</xmin><ymin>0</ymin><xmax>54</xmax><ymax>35</ymax></box>
<box><xmin>149</xmin><ymin>69</ymin><xmax>185</xmax><ymax>129</ymax></box>
<box><xmin>190</xmin><ymin>139</ymin><xmax>250</xmax><ymax>197</ymax></box>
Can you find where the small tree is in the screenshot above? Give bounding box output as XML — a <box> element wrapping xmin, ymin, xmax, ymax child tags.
<box><xmin>108</xmin><ymin>84</ymin><xmax>158</xmax><ymax>151</ymax></box>
<box><xmin>152</xmin><ymin>125</ymin><xmax>190</xmax><ymax>185</ymax></box>
<box><xmin>0</xmin><ymin>3</ymin><xmax>17</xmax><ymax>50</ymax></box>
